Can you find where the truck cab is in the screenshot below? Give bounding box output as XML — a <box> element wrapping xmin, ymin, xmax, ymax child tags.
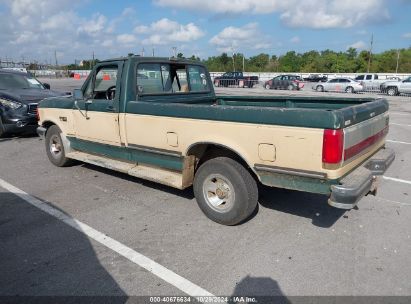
<box><xmin>354</xmin><ymin>74</ymin><xmax>384</xmax><ymax>91</ymax></box>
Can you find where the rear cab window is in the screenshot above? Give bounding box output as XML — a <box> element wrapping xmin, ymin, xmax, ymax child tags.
<box><xmin>136</xmin><ymin>62</ymin><xmax>211</xmax><ymax>96</ymax></box>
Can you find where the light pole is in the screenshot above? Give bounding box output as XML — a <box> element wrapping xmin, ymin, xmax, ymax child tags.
<box><xmin>395</xmin><ymin>49</ymin><xmax>400</xmax><ymax>74</ymax></box>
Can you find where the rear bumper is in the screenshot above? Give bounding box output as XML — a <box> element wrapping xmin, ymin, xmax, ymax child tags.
<box><xmin>328</xmin><ymin>148</ymin><xmax>395</xmax><ymax>209</ymax></box>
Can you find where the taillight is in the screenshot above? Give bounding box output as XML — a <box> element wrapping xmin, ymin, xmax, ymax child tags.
<box><xmin>269</xmin><ymin>80</ymin><xmax>272</xmax><ymax>85</ymax></box>
<box><xmin>322</xmin><ymin>129</ymin><xmax>344</xmax><ymax>164</ymax></box>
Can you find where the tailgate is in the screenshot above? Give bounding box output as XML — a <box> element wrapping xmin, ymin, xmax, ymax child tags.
<box><xmin>343</xmin><ymin>112</ymin><xmax>389</xmax><ymax>164</ymax></box>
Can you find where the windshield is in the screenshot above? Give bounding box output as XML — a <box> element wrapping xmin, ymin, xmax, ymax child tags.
<box><xmin>0</xmin><ymin>73</ymin><xmax>45</xmax><ymax>90</ymax></box>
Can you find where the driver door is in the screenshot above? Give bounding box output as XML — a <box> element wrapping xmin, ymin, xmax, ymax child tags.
<box><xmin>73</xmin><ymin>62</ymin><xmax>123</xmax><ymax>145</ymax></box>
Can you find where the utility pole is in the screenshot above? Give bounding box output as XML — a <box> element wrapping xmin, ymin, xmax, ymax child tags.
<box><xmin>395</xmin><ymin>49</ymin><xmax>400</xmax><ymax>74</ymax></box>
<box><xmin>172</xmin><ymin>47</ymin><xmax>177</xmax><ymax>57</ymax></box>
<box><xmin>367</xmin><ymin>34</ymin><xmax>373</xmax><ymax>73</ymax></box>
<box><xmin>152</xmin><ymin>47</ymin><xmax>155</xmax><ymax>57</ymax></box>
<box><xmin>92</xmin><ymin>51</ymin><xmax>95</xmax><ymax>69</ymax></box>
<box><xmin>141</xmin><ymin>47</ymin><xmax>145</xmax><ymax>56</ymax></box>
<box><xmin>54</xmin><ymin>50</ymin><xmax>58</xmax><ymax>67</ymax></box>
<box><xmin>242</xmin><ymin>54</ymin><xmax>245</xmax><ymax>72</ymax></box>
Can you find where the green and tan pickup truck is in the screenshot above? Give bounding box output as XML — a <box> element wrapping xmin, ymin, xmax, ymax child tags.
<box><xmin>37</xmin><ymin>56</ymin><xmax>395</xmax><ymax>225</ymax></box>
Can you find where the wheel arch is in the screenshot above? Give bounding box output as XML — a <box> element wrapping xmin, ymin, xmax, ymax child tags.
<box><xmin>185</xmin><ymin>141</ymin><xmax>260</xmax><ymax>181</ymax></box>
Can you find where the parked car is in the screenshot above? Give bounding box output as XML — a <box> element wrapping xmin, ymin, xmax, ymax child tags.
<box><xmin>264</xmin><ymin>74</ymin><xmax>304</xmax><ymax>90</ymax></box>
<box><xmin>354</xmin><ymin>74</ymin><xmax>385</xmax><ymax>91</ymax></box>
<box><xmin>303</xmin><ymin>74</ymin><xmax>328</xmax><ymax>82</ymax></box>
<box><xmin>380</xmin><ymin>76</ymin><xmax>411</xmax><ymax>96</ymax></box>
<box><xmin>37</xmin><ymin>56</ymin><xmax>394</xmax><ymax>225</ymax></box>
<box><xmin>0</xmin><ymin>69</ymin><xmax>66</xmax><ymax>137</ymax></box>
<box><xmin>313</xmin><ymin>78</ymin><xmax>363</xmax><ymax>93</ymax></box>
<box><xmin>213</xmin><ymin>72</ymin><xmax>258</xmax><ymax>88</ymax></box>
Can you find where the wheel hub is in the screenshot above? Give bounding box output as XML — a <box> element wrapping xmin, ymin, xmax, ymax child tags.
<box><xmin>203</xmin><ymin>174</ymin><xmax>235</xmax><ymax>211</ymax></box>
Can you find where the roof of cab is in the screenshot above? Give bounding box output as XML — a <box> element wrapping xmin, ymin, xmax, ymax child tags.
<box><xmin>99</xmin><ymin>56</ymin><xmax>204</xmax><ymax>66</ymax></box>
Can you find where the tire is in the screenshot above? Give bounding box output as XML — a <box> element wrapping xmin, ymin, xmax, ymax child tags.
<box><xmin>0</xmin><ymin>117</ymin><xmax>5</xmax><ymax>138</ymax></box>
<box><xmin>345</xmin><ymin>86</ymin><xmax>354</xmax><ymax>93</ymax></box>
<box><xmin>45</xmin><ymin>125</ymin><xmax>73</xmax><ymax>167</ymax></box>
<box><xmin>287</xmin><ymin>84</ymin><xmax>294</xmax><ymax>91</ymax></box>
<box><xmin>387</xmin><ymin>87</ymin><xmax>398</xmax><ymax>96</ymax></box>
<box><xmin>265</xmin><ymin>84</ymin><xmax>271</xmax><ymax>90</ymax></box>
<box><xmin>193</xmin><ymin>157</ymin><xmax>258</xmax><ymax>225</ymax></box>
<box><xmin>316</xmin><ymin>85</ymin><xmax>324</xmax><ymax>92</ymax></box>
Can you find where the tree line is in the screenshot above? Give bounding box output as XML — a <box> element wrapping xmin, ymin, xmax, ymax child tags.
<box><xmin>201</xmin><ymin>47</ymin><xmax>411</xmax><ymax>73</ymax></box>
<box><xmin>34</xmin><ymin>47</ymin><xmax>410</xmax><ymax>74</ymax></box>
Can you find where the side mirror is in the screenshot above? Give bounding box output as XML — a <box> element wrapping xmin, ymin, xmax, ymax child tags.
<box><xmin>73</xmin><ymin>89</ymin><xmax>84</xmax><ymax>100</ymax></box>
<box><xmin>43</xmin><ymin>83</ymin><xmax>51</xmax><ymax>90</ymax></box>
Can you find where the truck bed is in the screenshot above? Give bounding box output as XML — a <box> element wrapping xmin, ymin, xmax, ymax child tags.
<box><xmin>127</xmin><ymin>95</ymin><xmax>389</xmax><ymax>130</ymax></box>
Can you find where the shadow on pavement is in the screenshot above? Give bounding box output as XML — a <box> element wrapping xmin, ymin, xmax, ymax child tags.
<box><xmin>81</xmin><ymin>163</ymin><xmax>195</xmax><ymax>200</ymax></box>
<box><xmin>259</xmin><ymin>185</ymin><xmax>346</xmax><ymax>228</ymax></box>
<box><xmin>80</xmin><ymin>163</ymin><xmax>344</xmax><ymax>227</ymax></box>
<box><xmin>0</xmin><ymin>133</ymin><xmax>38</xmax><ymax>142</ymax></box>
<box><xmin>231</xmin><ymin>275</ymin><xmax>290</xmax><ymax>304</ymax></box>
<box><xmin>0</xmin><ymin>192</ymin><xmax>127</xmax><ymax>300</ymax></box>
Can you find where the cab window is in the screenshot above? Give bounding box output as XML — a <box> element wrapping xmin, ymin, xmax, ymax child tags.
<box><xmin>188</xmin><ymin>65</ymin><xmax>210</xmax><ymax>92</ymax></box>
<box><xmin>137</xmin><ymin>63</ymin><xmax>210</xmax><ymax>95</ymax></box>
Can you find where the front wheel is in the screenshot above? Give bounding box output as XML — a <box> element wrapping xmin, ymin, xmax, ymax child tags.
<box><xmin>316</xmin><ymin>85</ymin><xmax>324</xmax><ymax>92</ymax></box>
<box><xmin>287</xmin><ymin>84</ymin><xmax>294</xmax><ymax>91</ymax></box>
<box><xmin>45</xmin><ymin>125</ymin><xmax>73</xmax><ymax>167</ymax></box>
<box><xmin>193</xmin><ymin>157</ymin><xmax>258</xmax><ymax>225</ymax></box>
<box><xmin>265</xmin><ymin>84</ymin><xmax>271</xmax><ymax>90</ymax></box>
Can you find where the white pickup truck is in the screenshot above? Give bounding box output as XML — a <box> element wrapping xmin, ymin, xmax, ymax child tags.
<box><xmin>380</xmin><ymin>76</ymin><xmax>411</xmax><ymax>96</ymax></box>
<box><xmin>354</xmin><ymin>74</ymin><xmax>385</xmax><ymax>91</ymax></box>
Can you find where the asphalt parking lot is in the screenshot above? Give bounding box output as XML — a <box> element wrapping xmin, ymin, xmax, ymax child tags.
<box><xmin>1</xmin><ymin>79</ymin><xmax>411</xmax><ymax>300</ymax></box>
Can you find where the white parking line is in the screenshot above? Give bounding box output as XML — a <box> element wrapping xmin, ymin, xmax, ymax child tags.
<box><xmin>375</xmin><ymin>197</ymin><xmax>411</xmax><ymax>206</ymax></box>
<box><xmin>383</xmin><ymin>176</ymin><xmax>411</xmax><ymax>185</ymax></box>
<box><xmin>389</xmin><ymin>112</ymin><xmax>411</xmax><ymax>116</ymax></box>
<box><xmin>390</xmin><ymin>123</ymin><xmax>411</xmax><ymax>127</ymax></box>
<box><xmin>0</xmin><ymin>178</ymin><xmax>214</xmax><ymax>298</ymax></box>
<box><xmin>386</xmin><ymin>139</ymin><xmax>411</xmax><ymax>145</ymax></box>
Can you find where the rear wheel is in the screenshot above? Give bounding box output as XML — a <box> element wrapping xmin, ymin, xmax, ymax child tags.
<box><xmin>316</xmin><ymin>85</ymin><xmax>324</xmax><ymax>92</ymax></box>
<box><xmin>265</xmin><ymin>84</ymin><xmax>271</xmax><ymax>90</ymax></box>
<box><xmin>45</xmin><ymin>125</ymin><xmax>73</xmax><ymax>167</ymax></box>
<box><xmin>345</xmin><ymin>86</ymin><xmax>354</xmax><ymax>93</ymax></box>
<box><xmin>387</xmin><ymin>87</ymin><xmax>398</xmax><ymax>96</ymax></box>
<box><xmin>193</xmin><ymin>157</ymin><xmax>258</xmax><ymax>225</ymax></box>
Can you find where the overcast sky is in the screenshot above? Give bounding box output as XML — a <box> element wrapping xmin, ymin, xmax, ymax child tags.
<box><xmin>0</xmin><ymin>0</ymin><xmax>410</xmax><ymax>64</ymax></box>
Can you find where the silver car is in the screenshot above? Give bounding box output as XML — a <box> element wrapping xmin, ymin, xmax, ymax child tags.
<box><xmin>312</xmin><ymin>78</ymin><xmax>364</xmax><ymax>93</ymax></box>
